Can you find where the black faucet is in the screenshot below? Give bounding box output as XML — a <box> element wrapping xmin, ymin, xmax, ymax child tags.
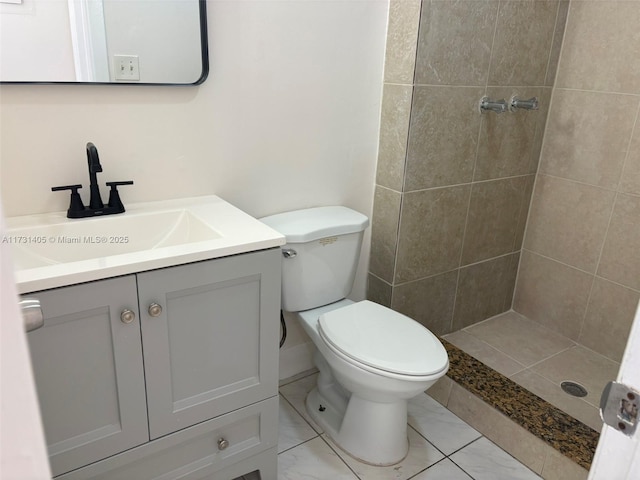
<box><xmin>52</xmin><ymin>142</ymin><xmax>133</xmax><ymax>219</ymax></box>
<box><xmin>87</xmin><ymin>142</ymin><xmax>104</xmax><ymax>210</ymax></box>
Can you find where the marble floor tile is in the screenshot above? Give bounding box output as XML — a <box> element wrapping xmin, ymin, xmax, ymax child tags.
<box><xmin>407</xmin><ymin>392</ymin><xmax>481</xmax><ymax>455</ymax></box>
<box><xmin>464</xmin><ymin>311</ymin><xmax>574</xmax><ymax>366</ymax></box>
<box><xmin>323</xmin><ymin>428</ymin><xmax>444</xmax><ymax>480</ymax></box>
<box><xmin>443</xmin><ymin>330</ymin><xmax>526</xmax><ymax>377</ymax></box>
<box><xmin>277</xmin><ymin>437</ymin><xmax>359</xmax><ymax>480</ymax></box>
<box><xmin>411</xmin><ymin>458</ymin><xmax>474</xmax><ymax>479</ymax></box>
<box><xmin>278</xmin><ymin>395</ymin><xmax>318</xmax><ymax>453</ymax></box>
<box><xmin>278</xmin><ymin>373</ymin><xmax>324</xmax><ymax>433</ymax></box>
<box><xmin>450</xmin><ymin>437</ymin><xmax>542</xmax><ymax>480</ymax></box>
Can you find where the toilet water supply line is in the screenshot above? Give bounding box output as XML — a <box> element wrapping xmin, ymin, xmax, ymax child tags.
<box><xmin>280</xmin><ymin>310</ymin><xmax>287</xmax><ymax>348</ymax></box>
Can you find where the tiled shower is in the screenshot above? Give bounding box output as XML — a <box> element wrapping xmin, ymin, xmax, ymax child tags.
<box><xmin>368</xmin><ymin>0</ymin><xmax>640</xmax><ymax>435</ymax></box>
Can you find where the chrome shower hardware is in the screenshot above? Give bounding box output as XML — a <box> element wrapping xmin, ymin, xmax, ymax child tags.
<box><xmin>479</xmin><ymin>96</ymin><xmax>508</xmax><ymax>114</ymax></box>
<box><xmin>510</xmin><ymin>95</ymin><xmax>539</xmax><ymax>111</ymax></box>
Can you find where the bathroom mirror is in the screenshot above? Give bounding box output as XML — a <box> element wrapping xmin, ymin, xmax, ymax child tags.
<box><xmin>0</xmin><ymin>0</ymin><xmax>208</xmax><ymax>85</ymax></box>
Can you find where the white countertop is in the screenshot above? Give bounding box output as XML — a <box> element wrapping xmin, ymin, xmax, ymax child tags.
<box><xmin>5</xmin><ymin>195</ymin><xmax>286</xmax><ymax>294</ymax></box>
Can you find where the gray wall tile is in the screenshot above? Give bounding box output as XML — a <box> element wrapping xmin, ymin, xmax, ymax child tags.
<box><xmin>453</xmin><ymin>253</ymin><xmax>519</xmax><ymax>330</ymax></box>
<box><xmin>580</xmin><ymin>277</ymin><xmax>639</xmax><ymax>363</ymax></box>
<box><xmin>461</xmin><ymin>177</ymin><xmax>529</xmax><ymax>265</ymax></box>
<box><xmin>395</xmin><ymin>185</ymin><xmax>471</xmax><ymax>283</ymax></box>
<box><xmin>415</xmin><ymin>0</ymin><xmax>498</xmax><ymax>86</ymax></box>
<box><xmin>376</xmin><ymin>84</ymin><xmax>414</xmax><ymax>191</ymax></box>
<box><xmin>597</xmin><ymin>193</ymin><xmax>640</xmax><ymax>291</ymax></box>
<box><xmin>524</xmin><ymin>175</ymin><xmax>615</xmax><ymax>273</ymax></box>
<box><xmin>369</xmin><ymin>186</ymin><xmax>402</xmax><ymax>283</ymax></box>
<box><xmin>539</xmin><ymin>89</ymin><xmax>638</xmax><ymax>189</ymax></box>
<box><xmin>406</xmin><ymin>86</ymin><xmax>484</xmax><ymax>190</ymax></box>
<box><xmin>391</xmin><ymin>270</ymin><xmax>458</xmax><ymax>335</ymax></box>
<box><xmin>488</xmin><ymin>0</ymin><xmax>558</xmax><ymax>86</ymax></box>
<box><xmin>514</xmin><ymin>251</ymin><xmax>593</xmax><ymax>340</ymax></box>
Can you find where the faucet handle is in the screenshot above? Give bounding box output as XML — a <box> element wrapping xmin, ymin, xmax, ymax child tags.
<box><xmin>106</xmin><ymin>181</ymin><xmax>134</xmax><ymax>212</ymax></box>
<box><xmin>52</xmin><ymin>184</ymin><xmax>86</xmax><ymax>218</ymax></box>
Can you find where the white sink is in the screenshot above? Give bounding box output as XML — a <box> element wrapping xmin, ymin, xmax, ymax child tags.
<box><xmin>6</xmin><ymin>196</ymin><xmax>286</xmax><ymax>294</ymax></box>
<box><xmin>11</xmin><ymin>210</ymin><xmax>222</xmax><ymax>268</ymax></box>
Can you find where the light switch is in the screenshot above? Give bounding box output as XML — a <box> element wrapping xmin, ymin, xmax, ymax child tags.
<box><xmin>113</xmin><ymin>55</ymin><xmax>140</xmax><ymax>81</ymax></box>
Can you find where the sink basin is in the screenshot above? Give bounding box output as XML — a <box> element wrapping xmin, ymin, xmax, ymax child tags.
<box><xmin>6</xmin><ymin>196</ymin><xmax>286</xmax><ymax>294</ymax></box>
<box><xmin>11</xmin><ymin>210</ymin><xmax>221</xmax><ymax>269</ymax></box>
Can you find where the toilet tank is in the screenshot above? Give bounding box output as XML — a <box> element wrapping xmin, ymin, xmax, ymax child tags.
<box><xmin>260</xmin><ymin>206</ymin><xmax>369</xmax><ymax>312</ymax></box>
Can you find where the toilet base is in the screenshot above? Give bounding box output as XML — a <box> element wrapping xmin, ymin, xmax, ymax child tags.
<box><xmin>306</xmin><ymin>387</ymin><xmax>409</xmax><ymax>466</ymax></box>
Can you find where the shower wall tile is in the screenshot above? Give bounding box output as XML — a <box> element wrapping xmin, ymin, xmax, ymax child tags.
<box><xmin>474</xmin><ymin>87</ymin><xmax>541</xmax><ymax>181</ymax></box>
<box><xmin>461</xmin><ymin>177</ymin><xmax>529</xmax><ymax>265</ymax></box>
<box><xmin>514</xmin><ymin>251</ymin><xmax>593</xmax><ymax>340</ymax></box>
<box><xmin>545</xmin><ymin>1</ymin><xmax>569</xmax><ymax>86</ymax></box>
<box><xmin>391</xmin><ymin>270</ymin><xmax>458</xmax><ymax>336</ymax></box>
<box><xmin>556</xmin><ymin>1</ymin><xmax>640</xmax><ymax>94</ymax></box>
<box><xmin>414</xmin><ymin>0</ymin><xmax>498</xmax><ymax>86</ymax></box>
<box><xmin>370</xmin><ymin>0</ymin><xmax>563</xmax><ymax>334</ymax></box>
<box><xmin>503</xmin><ymin>252</ymin><xmax>521</xmax><ymax>311</ymax></box>
<box><xmin>529</xmin><ymin>87</ymin><xmax>553</xmax><ymax>174</ymax></box>
<box><xmin>539</xmin><ymin>89</ymin><xmax>637</xmax><ymax>189</ymax></box>
<box><xmin>597</xmin><ymin>193</ymin><xmax>640</xmax><ymax>291</ymax></box>
<box><xmin>366</xmin><ymin>274</ymin><xmax>393</xmax><ymax>308</ymax></box>
<box><xmin>513</xmin><ymin>175</ymin><xmax>535</xmax><ymax>252</ymax></box>
<box><xmin>452</xmin><ymin>253</ymin><xmax>519</xmax><ymax>330</ymax></box>
<box><xmin>376</xmin><ymin>84</ymin><xmax>413</xmax><ymax>191</ymax></box>
<box><xmin>488</xmin><ymin>0</ymin><xmax>558</xmax><ymax>86</ymax></box>
<box><xmin>383</xmin><ymin>0</ymin><xmax>423</xmax><ymax>84</ymax></box>
<box><xmin>579</xmin><ymin>277</ymin><xmax>639</xmax><ymax>363</ymax></box>
<box><xmin>405</xmin><ymin>86</ymin><xmax>484</xmax><ymax>190</ymax></box>
<box><xmin>369</xmin><ymin>186</ymin><xmax>402</xmax><ymax>283</ymax></box>
<box><xmin>395</xmin><ymin>185</ymin><xmax>471</xmax><ymax>283</ymax></box>
<box><xmin>524</xmin><ymin>175</ymin><xmax>615</xmax><ymax>273</ymax></box>
<box><xmin>619</xmin><ymin>124</ymin><xmax>640</xmax><ymax>196</ymax></box>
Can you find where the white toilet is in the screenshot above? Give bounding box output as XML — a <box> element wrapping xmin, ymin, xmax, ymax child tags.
<box><xmin>261</xmin><ymin>206</ymin><xmax>449</xmax><ymax>466</ymax></box>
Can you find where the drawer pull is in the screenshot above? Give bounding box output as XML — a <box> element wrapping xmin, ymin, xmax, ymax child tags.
<box><xmin>217</xmin><ymin>438</ymin><xmax>229</xmax><ymax>451</ymax></box>
<box><xmin>120</xmin><ymin>309</ymin><xmax>136</xmax><ymax>324</ymax></box>
<box><xmin>21</xmin><ymin>298</ymin><xmax>44</xmax><ymax>332</ymax></box>
<box><xmin>148</xmin><ymin>303</ymin><xmax>163</xmax><ymax>317</ymax></box>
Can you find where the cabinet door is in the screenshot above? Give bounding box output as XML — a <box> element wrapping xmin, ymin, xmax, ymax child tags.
<box><xmin>26</xmin><ymin>276</ymin><xmax>148</xmax><ymax>477</ymax></box>
<box><xmin>138</xmin><ymin>249</ymin><xmax>281</xmax><ymax>439</ymax></box>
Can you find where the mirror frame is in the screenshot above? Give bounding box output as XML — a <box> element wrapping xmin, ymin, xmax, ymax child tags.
<box><xmin>1</xmin><ymin>0</ymin><xmax>209</xmax><ymax>86</ymax></box>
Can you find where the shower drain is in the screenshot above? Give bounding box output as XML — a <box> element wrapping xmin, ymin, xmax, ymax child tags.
<box><xmin>561</xmin><ymin>381</ymin><xmax>588</xmax><ymax>397</ymax></box>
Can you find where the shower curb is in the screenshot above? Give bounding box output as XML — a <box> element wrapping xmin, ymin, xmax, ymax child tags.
<box><xmin>438</xmin><ymin>339</ymin><xmax>597</xmax><ymax>473</ymax></box>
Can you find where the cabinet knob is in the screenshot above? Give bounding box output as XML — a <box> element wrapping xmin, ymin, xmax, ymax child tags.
<box><xmin>217</xmin><ymin>438</ymin><xmax>229</xmax><ymax>451</ymax></box>
<box><xmin>148</xmin><ymin>303</ymin><xmax>163</xmax><ymax>317</ymax></box>
<box><xmin>21</xmin><ymin>298</ymin><xmax>44</xmax><ymax>332</ymax></box>
<box><xmin>120</xmin><ymin>309</ymin><xmax>136</xmax><ymax>324</ymax></box>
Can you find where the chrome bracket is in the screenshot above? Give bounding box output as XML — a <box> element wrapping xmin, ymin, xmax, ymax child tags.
<box><xmin>282</xmin><ymin>248</ymin><xmax>297</xmax><ymax>259</ymax></box>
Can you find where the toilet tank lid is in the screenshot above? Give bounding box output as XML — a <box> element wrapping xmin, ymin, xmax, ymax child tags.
<box><xmin>259</xmin><ymin>206</ymin><xmax>369</xmax><ymax>243</ymax></box>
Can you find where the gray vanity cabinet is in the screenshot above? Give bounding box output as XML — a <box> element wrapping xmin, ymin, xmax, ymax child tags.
<box><xmin>138</xmin><ymin>250</ymin><xmax>281</xmax><ymax>439</ymax></box>
<box><xmin>26</xmin><ymin>276</ymin><xmax>148</xmax><ymax>477</ymax></box>
<box><xmin>26</xmin><ymin>248</ymin><xmax>281</xmax><ymax>479</ymax></box>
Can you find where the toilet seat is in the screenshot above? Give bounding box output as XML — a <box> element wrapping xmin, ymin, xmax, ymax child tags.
<box><xmin>317</xmin><ymin>301</ymin><xmax>448</xmax><ymax>377</ymax></box>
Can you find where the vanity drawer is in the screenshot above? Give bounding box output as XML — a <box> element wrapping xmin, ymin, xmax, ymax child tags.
<box><xmin>56</xmin><ymin>396</ymin><xmax>278</xmax><ymax>480</ymax></box>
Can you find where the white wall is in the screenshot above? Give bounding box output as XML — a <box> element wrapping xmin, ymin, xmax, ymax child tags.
<box><xmin>0</xmin><ymin>0</ymin><xmax>389</xmax><ymax>377</ymax></box>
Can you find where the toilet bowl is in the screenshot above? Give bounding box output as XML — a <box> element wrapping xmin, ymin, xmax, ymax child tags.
<box><xmin>259</xmin><ymin>206</ymin><xmax>449</xmax><ymax>465</ymax></box>
<box><xmin>296</xmin><ymin>299</ymin><xmax>448</xmax><ymax>465</ymax></box>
